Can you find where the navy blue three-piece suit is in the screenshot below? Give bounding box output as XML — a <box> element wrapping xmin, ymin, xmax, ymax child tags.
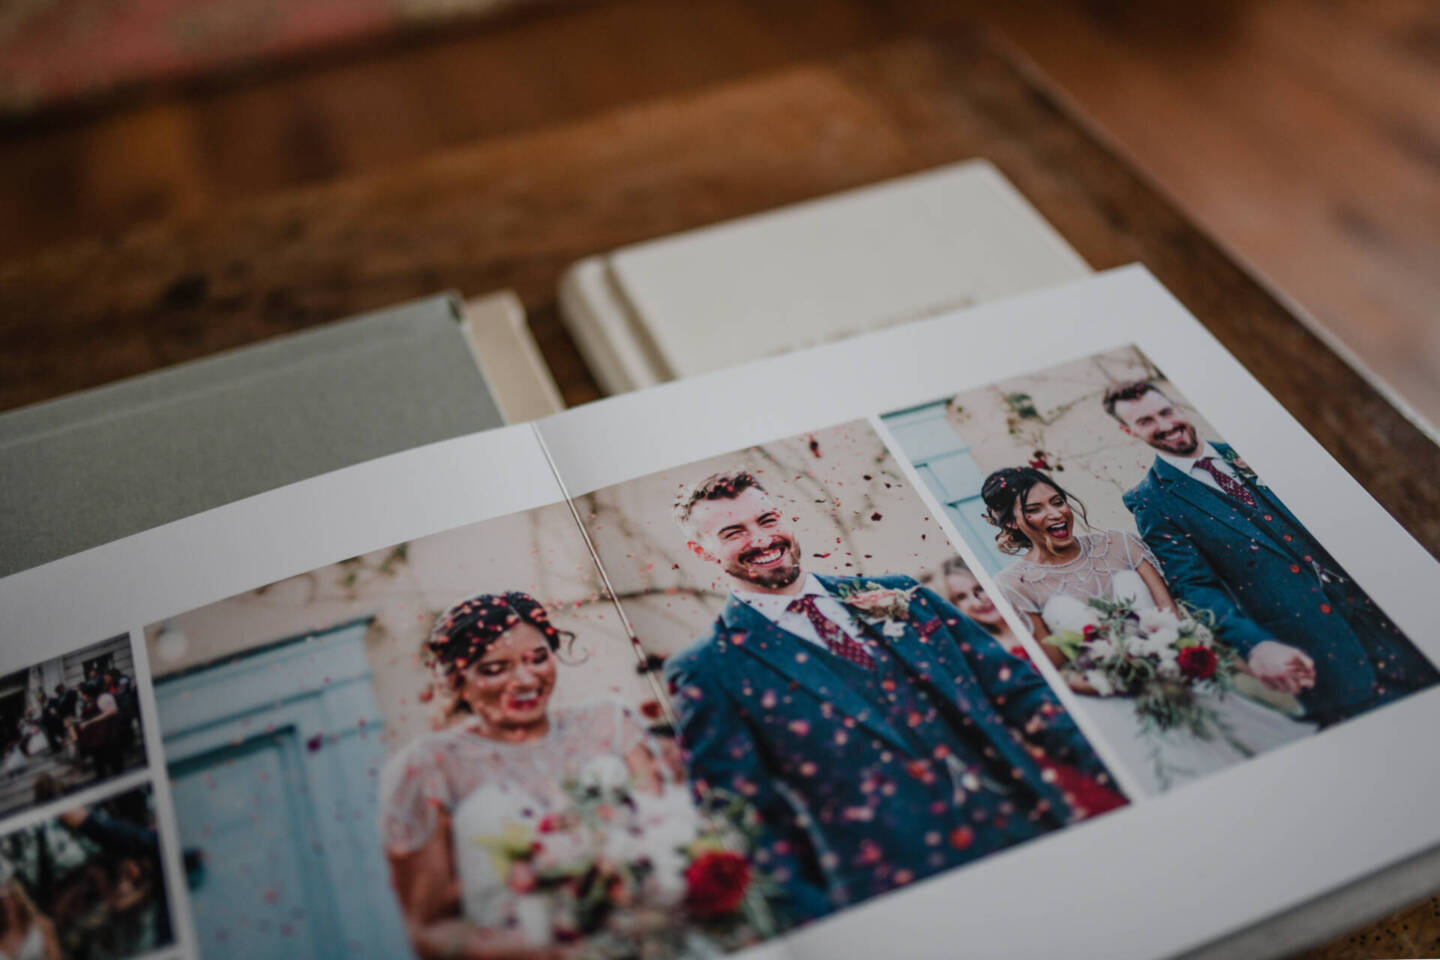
<box><xmin>665</xmin><ymin>574</ymin><xmax>1110</xmax><ymax>925</ymax></box>
<box><xmin>1124</xmin><ymin>442</ymin><xmax>1438</xmax><ymax>724</ymax></box>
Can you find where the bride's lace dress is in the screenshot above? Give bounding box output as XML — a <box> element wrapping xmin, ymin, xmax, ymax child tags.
<box><xmin>995</xmin><ymin>530</ymin><xmax>1313</xmax><ymax>795</ymax></box>
<box><xmin>379</xmin><ymin>699</ymin><xmax>697</xmax><ymax>943</ymax></box>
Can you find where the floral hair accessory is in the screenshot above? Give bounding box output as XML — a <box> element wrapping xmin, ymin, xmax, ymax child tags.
<box><xmin>427</xmin><ymin>591</ymin><xmax>571</xmax><ymax>675</ymax></box>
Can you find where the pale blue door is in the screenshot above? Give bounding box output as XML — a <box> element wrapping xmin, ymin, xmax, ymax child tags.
<box><xmin>157</xmin><ymin>620</ymin><xmax>411</xmax><ymax>960</ymax></box>
<box><xmin>170</xmin><ymin>731</ymin><xmax>334</xmax><ymax>959</ymax></box>
<box><xmin>883</xmin><ymin>401</ymin><xmax>1011</xmax><ymax>575</ymax></box>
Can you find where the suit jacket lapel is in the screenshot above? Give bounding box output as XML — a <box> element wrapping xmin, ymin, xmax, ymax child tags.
<box><xmin>841</xmin><ymin>596</ymin><xmax>1060</xmax><ymax>804</ymax></box>
<box><xmin>833</xmin><ymin>601</ymin><xmax>965</xmax><ymax>708</ymax></box>
<box><xmin>1212</xmin><ymin>443</ymin><xmax>1309</xmax><ymax>535</ymax></box>
<box><xmin>795</xmin><ymin>582</ymin><xmax>1069</xmax><ymax>812</ymax></box>
<box><xmin>719</xmin><ymin>594</ymin><xmax>912</xmax><ymax>755</ymax></box>
<box><xmin>816</xmin><ymin>577</ymin><xmax>974</xmax><ymax>737</ymax></box>
<box><xmin>1152</xmin><ymin>458</ymin><xmax>1294</xmax><ymax>561</ymax></box>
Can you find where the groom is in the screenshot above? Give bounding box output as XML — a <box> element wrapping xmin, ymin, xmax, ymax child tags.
<box><xmin>664</xmin><ymin>470</ymin><xmax>1116</xmax><ymax>924</ymax></box>
<box><xmin>1107</xmin><ymin>380</ymin><xmax>1438</xmax><ymax>725</ymax></box>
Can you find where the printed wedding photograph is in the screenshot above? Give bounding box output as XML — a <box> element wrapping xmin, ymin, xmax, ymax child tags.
<box><xmin>0</xmin><ymin>634</ymin><xmax>147</xmax><ymax>819</ymax></box>
<box><xmin>0</xmin><ymin>784</ymin><xmax>174</xmax><ymax>960</ymax></box>
<box><xmin>573</xmin><ymin>419</ymin><xmax>1127</xmax><ymax>930</ymax></box>
<box><xmin>144</xmin><ymin>501</ymin><xmax>761</xmax><ymax>960</ymax></box>
<box><xmin>882</xmin><ymin>344</ymin><xmax>1439</xmax><ymax>795</ymax></box>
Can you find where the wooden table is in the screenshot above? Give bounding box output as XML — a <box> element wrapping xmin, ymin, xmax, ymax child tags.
<box><xmin>1</xmin><ymin>25</ymin><xmax>1435</xmax><ymax>959</ymax></box>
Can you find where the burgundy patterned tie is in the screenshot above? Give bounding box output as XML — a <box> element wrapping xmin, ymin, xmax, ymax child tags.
<box><xmin>786</xmin><ymin>594</ymin><xmax>875</xmax><ymax>670</ymax></box>
<box><xmin>1195</xmin><ymin>457</ymin><xmax>1257</xmax><ymax>509</ymax></box>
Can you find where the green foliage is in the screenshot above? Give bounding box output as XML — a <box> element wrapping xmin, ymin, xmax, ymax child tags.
<box><xmin>1004</xmin><ymin>392</ymin><xmax>1040</xmax><ymax>420</ymax></box>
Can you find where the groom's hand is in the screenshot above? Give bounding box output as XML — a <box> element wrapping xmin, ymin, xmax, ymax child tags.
<box><xmin>1248</xmin><ymin>641</ymin><xmax>1317</xmax><ymax>694</ymax></box>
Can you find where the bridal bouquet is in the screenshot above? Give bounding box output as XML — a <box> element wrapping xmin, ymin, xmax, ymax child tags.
<box><xmin>474</xmin><ymin>757</ymin><xmax>775</xmax><ymax>957</ymax></box>
<box><xmin>1048</xmin><ymin>599</ymin><xmax>1248</xmax><ymax>748</ymax></box>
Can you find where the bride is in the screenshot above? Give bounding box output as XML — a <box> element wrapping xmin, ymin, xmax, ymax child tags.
<box><xmin>379</xmin><ymin>592</ymin><xmax>698</xmax><ymax>960</ymax></box>
<box><xmin>980</xmin><ymin>467</ymin><xmax>1313</xmax><ymax>794</ymax></box>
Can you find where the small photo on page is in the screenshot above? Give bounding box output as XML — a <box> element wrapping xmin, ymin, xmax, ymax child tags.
<box><xmin>881</xmin><ymin>344</ymin><xmax>1440</xmax><ymax>796</ymax></box>
<box><xmin>0</xmin><ymin>783</ymin><xmax>175</xmax><ymax>960</ymax></box>
<box><xmin>144</xmin><ymin>504</ymin><xmax>705</xmax><ymax>960</ymax></box>
<box><xmin>573</xmin><ymin>419</ymin><xmax>1127</xmax><ymax>930</ymax></box>
<box><xmin>0</xmin><ymin>633</ymin><xmax>148</xmax><ymax>820</ymax></box>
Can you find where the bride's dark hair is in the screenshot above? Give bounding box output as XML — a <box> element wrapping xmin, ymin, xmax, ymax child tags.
<box><xmin>980</xmin><ymin>466</ymin><xmax>1089</xmax><ymax>555</ymax></box>
<box><xmin>426</xmin><ymin>592</ymin><xmax>577</xmax><ymax>708</ymax></box>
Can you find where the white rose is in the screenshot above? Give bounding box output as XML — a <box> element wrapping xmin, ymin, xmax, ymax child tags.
<box><xmin>602</xmin><ymin>823</ymin><xmax>643</xmax><ymax>865</ymax></box>
<box><xmin>630</xmin><ymin>788</ymin><xmax>703</xmax><ymax>906</ymax></box>
<box><xmin>1132</xmin><ymin>633</ymin><xmax>1166</xmax><ymax>657</ymax></box>
<box><xmin>1086</xmin><ymin>639</ymin><xmax>1116</xmax><ymax>660</ymax></box>
<box><xmin>1137</xmin><ymin>608</ymin><xmax>1178</xmax><ymax>633</ymax></box>
<box><xmin>580</xmin><ymin>754</ymin><xmax>631</xmax><ymax>793</ymax></box>
<box><xmin>631</xmin><ymin>787</ymin><xmax>702</xmax><ymax>849</ymax></box>
<box><xmin>1146</xmin><ymin>626</ymin><xmax>1180</xmax><ymax>650</ymax></box>
<box><xmin>1085</xmin><ymin>671</ymin><xmax>1116</xmax><ymax>697</ymax></box>
<box><xmin>531</xmin><ymin>824</ymin><xmax>595</xmax><ymax>874</ymax></box>
<box><xmin>645</xmin><ymin>849</ymin><xmax>691</xmax><ymax>906</ymax></box>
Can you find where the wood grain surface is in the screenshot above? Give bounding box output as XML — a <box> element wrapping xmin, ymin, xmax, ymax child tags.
<box><xmin>4</xmin><ymin>29</ymin><xmax>1437</xmax><ymax>547</ymax></box>
<box><xmin>982</xmin><ymin>0</ymin><xmax>1440</xmax><ymax>437</ymax></box>
<box><xmin>5</xmin><ymin>0</ymin><xmax>1435</xmax><ymax>429</ymax></box>
<box><xmin>1</xmin><ymin>22</ymin><xmax>1437</xmax><ymax>958</ymax></box>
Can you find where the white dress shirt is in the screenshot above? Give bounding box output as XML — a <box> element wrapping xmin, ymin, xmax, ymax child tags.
<box><xmin>735</xmin><ymin>573</ymin><xmax>869</xmax><ymax>651</ymax></box>
<box><xmin>1158</xmin><ymin>441</ymin><xmax>1240</xmax><ymax>494</ymax></box>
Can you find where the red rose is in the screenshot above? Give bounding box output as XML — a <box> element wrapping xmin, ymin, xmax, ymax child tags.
<box><xmin>685</xmin><ymin>850</ymin><xmax>751</xmax><ymax>917</ymax></box>
<box><xmin>1178</xmin><ymin>646</ymin><xmax>1218</xmax><ymax>680</ymax></box>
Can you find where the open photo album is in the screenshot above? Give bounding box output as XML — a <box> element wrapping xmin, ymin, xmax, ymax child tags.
<box><xmin>3</xmin><ymin>267</ymin><xmax>1438</xmax><ymax>960</ymax></box>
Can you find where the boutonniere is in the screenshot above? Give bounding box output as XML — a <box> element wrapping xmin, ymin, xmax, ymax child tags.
<box><xmin>835</xmin><ymin>581</ymin><xmax>917</xmax><ymax>637</ymax></box>
<box><xmin>1220</xmin><ymin>447</ymin><xmax>1264</xmax><ymax>486</ymax></box>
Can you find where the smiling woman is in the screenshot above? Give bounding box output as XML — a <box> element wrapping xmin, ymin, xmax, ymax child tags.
<box><xmin>420</xmin><ymin>592</ymin><xmax>570</xmax><ymax>740</ymax></box>
<box><xmin>982</xmin><ymin>467</ymin><xmax>1177</xmax><ymax>681</ymax></box>
<box><xmin>979</xmin><ymin>466</ymin><xmax>1090</xmax><ymax>558</ymax></box>
<box><xmin>378</xmin><ymin>591</ymin><xmax>679</xmax><ymax>959</ymax></box>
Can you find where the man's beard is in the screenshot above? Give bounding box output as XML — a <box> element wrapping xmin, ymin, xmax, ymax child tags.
<box><xmin>726</xmin><ymin>538</ymin><xmax>803</xmax><ymax>590</ymax></box>
<box><xmin>1150</xmin><ymin>423</ymin><xmax>1199</xmax><ymax>455</ymax></box>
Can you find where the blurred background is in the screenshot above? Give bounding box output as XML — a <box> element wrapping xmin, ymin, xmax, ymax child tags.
<box><xmin>0</xmin><ymin>0</ymin><xmax>1436</xmax><ymax>425</ymax></box>
<box><xmin>575</xmin><ymin>418</ymin><xmax>959</xmax><ymax>662</ymax></box>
